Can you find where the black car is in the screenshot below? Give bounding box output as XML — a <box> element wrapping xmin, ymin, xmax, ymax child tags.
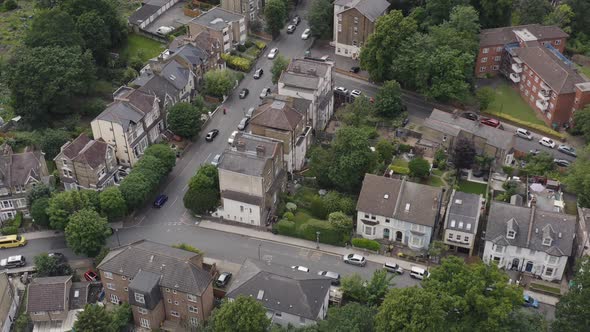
<box><xmin>402</xmin><ymin>117</ymin><xmax>410</xmax><ymax>127</ymax></box>
<box><xmin>239</xmin><ymin>88</ymin><xmax>249</xmax><ymax>99</ymax></box>
<box><xmin>216</xmin><ymin>272</ymin><xmax>232</xmax><ymax>287</ymax></box>
<box><xmin>48</xmin><ymin>252</ymin><xmax>66</xmax><ymax>263</ymax></box>
<box><xmin>205</xmin><ymin>129</ymin><xmax>219</xmax><ymax>142</ymax></box>
<box><xmin>462</xmin><ymin>112</ymin><xmax>479</xmax><ymax>121</ymax></box>
<box><xmin>292</xmin><ymin>15</ymin><xmax>301</xmax><ymax>26</ymax></box>
<box><xmin>253</xmin><ymin>68</ymin><xmax>263</xmax><ymax>79</ymax></box>
<box><xmin>350</xmin><ymin>66</ymin><xmax>360</xmax><ymax>73</ymax></box>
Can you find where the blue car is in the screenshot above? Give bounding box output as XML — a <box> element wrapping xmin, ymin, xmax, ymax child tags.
<box><xmin>523</xmin><ymin>294</ymin><xmax>539</xmax><ymax>308</ymax></box>
<box><xmin>153</xmin><ymin>194</ymin><xmax>168</xmax><ymax>208</ymax></box>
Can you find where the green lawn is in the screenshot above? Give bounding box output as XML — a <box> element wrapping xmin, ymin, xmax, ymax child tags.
<box><xmin>577</xmin><ymin>64</ymin><xmax>590</xmax><ymax>79</ymax></box>
<box><xmin>391</xmin><ymin>158</ymin><xmax>409</xmax><ymax>168</ymax></box>
<box><xmin>425</xmin><ymin>175</ymin><xmax>444</xmax><ymax>187</ymax></box>
<box><xmin>121</xmin><ymin>34</ymin><xmax>166</xmax><ymax>63</ymax></box>
<box><xmin>484</xmin><ymin>83</ymin><xmax>547</xmax><ymax>126</ymax></box>
<box><xmin>458</xmin><ymin>180</ymin><xmax>488</xmax><ymax>196</ymax></box>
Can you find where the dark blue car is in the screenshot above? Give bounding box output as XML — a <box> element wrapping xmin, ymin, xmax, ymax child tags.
<box><xmin>153</xmin><ymin>194</ymin><xmax>168</xmax><ymax>208</ymax></box>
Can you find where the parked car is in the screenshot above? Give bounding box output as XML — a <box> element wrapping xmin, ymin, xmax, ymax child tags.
<box><xmin>211</xmin><ymin>154</ymin><xmax>222</xmax><ymax>166</ymax></box>
<box><xmin>523</xmin><ymin>294</ymin><xmax>539</xmax><ymax>308</ymax></box>
<box><xmin>515</xmin><ymin>128</ymin><xmax>533</xmax><ymax>140</ymax></box>
<box><xmin>334</xmin><ymin>86</ymin><xmax>349</xmax><ymax>95</ymax></box>
<box><xmin>48</xmin><ymin>252</ymin><xmax>66</xmax><ymax>263</ymax></box>
<box><xmin>350</xmin><ymin>89</ymin><xmax>362</xmax><ymax>98</ymax></box>
<box><xmin>317</xmin><ymin>271</ymin><xmax>341</xmax><ymax>285</ymax></box>
<box><xmin>239</xmin><ymin>88</ymin><xmax>249</xmax><ymax>99</ymax></box>
<box><xmin>529</xmin><ymin>149</ymin><xmax>540</xmax><ymax>155</ymax></box>
<box><xmin>153</xmin><ymin>194</ymin><xmax>168</xmax><ymax>208</ymax></box>
<box><xmin>557</xmin><ymin>144</ymin><xmax>576</xmax><ymax>157</ymax></box>
<box><xmin>480</xmin><ymin>117</ymin><xmax>501</xmax><ymax>128</ymax></box>
<box><xmin>287</xmin><ymin>25</ymin><xmax>296</xmax><ymax>34</ymax></box>
<box><xmin>205</xmin><ymin>129</ymin><xmax>219</xmax><ymax>142</ymax></box>
<box><xmin>350</xmin><ymin>66</ymin><xmax>360</xmax><ymax>73</ymax></box>
<box><xmin>84</xmin><ymin>270</ymin><xmax>99</xmax><ymax>282</ymax></box>
<box><xmin>156</xmin><ymin>26</ymin><xmax>174</xmax><ymax>35</ymax></box>
<box><xmin>301</xmin><ymin>28</ymin><xmax>311</xmax><ymax>40</ymax></box>
<box><xmin>402</xmin><ymin>117</ymin><xmax>410</xmax><ymax>127</ymax></box>
<box><xmin>253</xmin><ymin>68</ymin><xmax>263</xmax><ymax>79</ymax></box>
<box><xmin>215</xmin><ymin>272</ymin><xmax>232</xmax><ymax>287</ymax></box>
<box><xmin>260</xmin><ymin>87</ymin><xmax>272</xmax><ymax>99</ymax></box>
<box><xmin>0</xmin><ymin>255</ymin><xmax>26</xmax><ymax>269</ymax></box>
<box><xmin>238</xmin><ymin>117</ymin><xmax>250</xmax><ymax>130</ymax></box>
<box><xmin>267</xmin><ymin>48</ymin><xmax>279</xmax><ymax>59</ymax></box>
<box><xmin>553</xmin><ymin>159</ymin><xmax>571</xmax><ymax>167</ymax></box>
<box><xmin>246</xmin><ymin>107</ymin><xmax>255</xmax><ymax>118</ymax></box>
<box><xmin>292</xmin><ymin>15</ymin><xmax>301</xmax><ymax>26</ymax></box>
<box><xmin>228</xmin><ymin>130</ymin><xmax>238</xmax><ymax>145</ymax></box>
<box><xmin>343</xmin><ymin>253</ymin><xmax>366</xmax><ymax>266</ymax></box>
<box><xmin>409</xmin><ymin>266</ymin><xmax>429</xmax><ymax>280</ymax></box>
<box><xmin>291</xmin><ymin>265</ymin><xmax>310</xmax><ymax>272</ymax></box>
<box><xmin>539</xmin><ymin>137</ymin><xmax>555</xmax><ymax>148</ymax></box>
<box><xmin>0</xmin><ymin>235</ymin><xmax>27</xmax><ymax>249</ymax></box>
<box><xmin>383</xmin><ymin>262</ymin><xmax>404</xmax><ymax>274</ymax></box>
<box><xmin>462</xmin><ymin>112</ymin><xmax>478</xmax><ymax>121</ymax></box>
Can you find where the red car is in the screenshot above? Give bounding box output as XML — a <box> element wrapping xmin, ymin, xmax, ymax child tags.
<box><xmin>84</xmin><ymin>270</ymin><xmax>99</xmax><ymax>282</ymax></box>
<box><xmin>480</xmin><ymin>117</ymin><xmax>501</xmax><ymax>128</ymax></box>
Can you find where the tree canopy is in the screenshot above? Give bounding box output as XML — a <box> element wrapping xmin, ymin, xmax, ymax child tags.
<box><xmin>408</xmin><ymin>157</ymin><xmax>431</xmax><ymax>179</ymax></box>
<box><xmin>65</xmin><ymin>208</ymin><xmax>110</xmax><ymax>257</ymax></box>
<box><xmin>271</xmin><ymin>55</ymin><xmax>289</xmax><ymax>85</ymax></box>
<box><xmin>209</xmin><ymin>296</ymin><xmax>271</xmax><ymax>332</ymax></box>
<box><xmin>47</xmin><ymin>189</ymin><xmax>99</xmax><ymax>230</ymax></box>
<box><xmin>553</xmin><ymin>256</ymin><xmax>590</xmax><ymax>331</ymax></box>
<box><xmin>374</xmin><ymin>81</ymin><xmax>404</xmax><ymax>118</ymax></box>
<box><xmin>453</xmin><ymin>138</ymin><xmax>476</xmax><ymax>169</ymax></box>
<box><xmin>167</xmin><ymin>102</ymin><xmax>205</xmax><ymax>138</ymax></box>
<box><xmin>264</xmin><ymin>0</ymin><xmax>287</xmax><ymax>37</ymax></box>
<box><xmin>99</xmin><ymin>187</ymin><xmax>127</xmax><ymax>221</ymax></box>
<box><xmin>204</xmin><ymin>69</ymin><xmax>235</xmax><ymax>98</ymax></box>
<box><xmin>307</xmin><ymin>0</ymin><xmax>333</xmax><ymax>38</ymax></box>
<box><xmin>317</xmin><ymin>303</ymin><xmax>375</xmax><ymax>332</ymax></box>
<box><xmin>184</xmin><ymin>164</ymin><xmax>220</xmax><ymax>214</ymax></box>
<box><xmin>565</xmin><ymin>146</ymin><xmax>590</xmax><ymax>207</ymax></box>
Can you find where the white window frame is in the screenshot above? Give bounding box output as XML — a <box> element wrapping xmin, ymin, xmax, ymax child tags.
<box><xmin>135</xmin><ymin>293</ymin><xmax>145</xmax><ymax>304</ymax></box>
<box><xmin>188</xmin><ymin>305</ymin><xmax>198</xmax><ymax>313</ymax></box>
<box><xmin>104</xmin><ymin>272</ymin><xmax>113</xmax><ymax>279</ymax></box>
<box><xmin>110</xmin><ymin>294</ymin><xmax>119</xmax><ymax>304</ymax></box>
<box><xmin>106</xmin><ymin>283</ymin><xmax>115</xmax><ymax>290</ymax></box>
<box><xmin>138</xmin><ymin>308</ymin><xmax>148</xmax><ymax>315</ymax></box>
<box><xmin>140</xmin><ymin>318</ymin><xmax>150</xmax><ymax>328</ymax></box>
<box><xmin>483</xmin><ymin>48</ymin><xmax>489</xmax><ymax>54</ymax></box>
<box><xmin>190</xmin><ymin>317</ymin><xmax>199</xmax><ymax>326</ymax></box>
<box><xmin>171</xmin><ymin>311</ymin><xmax>180</xmax><ymax>318</ymax></box>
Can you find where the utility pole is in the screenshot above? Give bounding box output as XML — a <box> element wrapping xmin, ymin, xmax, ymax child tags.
<box><xmin>316</xmin><ymin>231</ymin><xmax>320</xmax><ymax>249</ymax></box>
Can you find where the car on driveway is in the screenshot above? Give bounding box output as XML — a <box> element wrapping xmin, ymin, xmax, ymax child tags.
<box><xmin>291</xmin><ymin>265</ymin><xmax>310</xmax><ymax>272</ymax></box>
<box><xmin>523</xmin><ymin>294</ymin><xmax>539</xmax><ymax>308</ymax></box>
<box><xmin>287</xmin><ymin>25</ymin><xmax>296</xmax><ymax>34</ymax></box>
<box><xmin>228</xmin><ymin>130</ymin><xmax>238</xmax><ymax>145</ymax></box>
<box><xmin>301</xmin><ymin>28</ymin><xmax>311</xmax><ymax>40</ymax></box>
<box><xmin>539</xmin><ymin>137</ymin><xmax>555</xmax><ymax>148</ymax></box>
<box><xmin>84</xmin><ymin>270</ymin><xmax>99</xmax><ymax>282</ymax></box>
<box><xmin>557</xmin><ymin>144</ymin><xmax>576</xmax><ymax>157</ymax></box>
<box><xmin>238</xmin><ymin>117</ymin><xmax>250</xmax><ymax>130</ymax></box>
<box><xmin>211</xmin><ymin>154</ymin><xmax>222</xmax><ymax>166</ymax></box>
<box><xmin>156</xmin><ymin>26</ymin><xmax>174</xmax><ymax>35</ymax></box>
<box><xmin>480</xmin><ymin>117</ymin><xmax>501</xmax><ymax>128</ymax></box>
<box><xmin>554</xmin><ymin>159</ymin><xmax>571</xmax><ymax>167</ymax></box>
<box><xmin>317</xmin><ymin>271</ymin><xmax>341</xmax><ymax>285</ymax></box>
<box><xmin>253</xmin><ymin>68</ymin><xmax>263</xmax><ymax>79</ymax></box>
<box><xmin>515</xmin><ymin>128</ymin><xmax>533</xmax><ymax>140</ymax></box>
<box><xmin>343</xmin><ymin>253</ymin><xmax>366</xmax><ymax>266</ymax></box>
<box><xmin>334</xmin><ymin>86</ymin><xmax>349</xmax><ymax>95</ymax></box>
<box><xmin>153</xmin><ymin>194</ymin><xmax>168</xmax><ymax>208</ymax></box>
<box><xmin>216</xmin><ymin>272</ymin><xmax>232</xmax><ymax>288</ymax></box>
<box><xmin>260</xmin><ymin>87</ymin><xmax>272</xmax><ymax>99</ymax></box>
<box><xmin>239</xmin><ymin>88</ymin><xmax>249</xmax><ymax>99</ymax></box>
<box><xmin>205</xmin><ymin>129</ymin><xmax>219</xmax><ymax>142</ymax></box>
<box><xmin>267</xmin><ymin>48</ymin><xmax>279</xmax><ymax>59</ymax></box>
<box><xmin>292</xmin><ymin>15</ymin><xmax>301</xmax><ymax>26</ymax></box>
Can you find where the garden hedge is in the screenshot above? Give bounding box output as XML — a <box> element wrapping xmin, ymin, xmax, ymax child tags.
<box><xmin>300</xmin><ymin>219</ymin><xmax>347</xmax><ymax>246</ymax></box>
<box><xmin>352</xmin><ymin>238</ymin><xmax>381</xmax><ymax>251</ymax></box>
<box><xmin>220</xmin><ymin>53</ymin><xmax>253</xmax><ymax>72</ymax></box>
<box><xmin>276</xmin><ymin>219</ymin><xmax>297</xmax><ymax>237</ymax></box>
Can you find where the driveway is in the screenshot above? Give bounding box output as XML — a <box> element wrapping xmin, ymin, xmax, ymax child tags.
<box><xmin>144</xmin><ymin>2</ymin><xmax>194</xmax><ymax>34</ymax></box>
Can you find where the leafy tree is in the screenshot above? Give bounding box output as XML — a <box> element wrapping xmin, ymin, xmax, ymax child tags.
<box><xmin>327</xmin><ymin>211</ymin><xmax>352</xmax><ymax>235</ymax></box>
<box><xmin>47</xmin><ymin>190</ymin><xmax>96</xmax><ymax>230</ymax></box>
<box><xmin>375</xmin><ymin>287</ymin><xmax>446</xmax><ymax>332</ymax></box>
<box><xmin>565</xmin><ymin>146</ymin><xmax>590</xmax><ymax>207</ymax></box>
<box><xmin>543</xmin><ymin>4</ymin><xmax>574</xmax><ymax>33</ymax></box>
<box><xmin>75</xmin><ymin>10</ymin><xmax>111</xmax><ymax>64</ymax></box>
<box><xmin>6</xmin><ymin>46</ymin><xmax>95</xmax><ymax>124</ymax></box>
<box><xmin>553</xmin><ymin>256</ymin><xmax>590</xmax><ymax>331</ymax></box>
<box><xmin>99</xmin><ymin>187</ymin><xmax>126</xmax><ymax>221</ymax></box>
<box><xmin>264</xmin><ymin>0</ymin><xmax>287</xmax><ymax>37</ymax></box>
<box><xmin>567</xmin><ymin>0</ymin><xmax>590</xmax><ymax>37</ymax></box>
<box><xmin>134</xmin><ymin>155</ymin><xmax>166</xmax><ymax>188</ymax></box>
<box><xmin>427</xmin><ymin>240</ymin><xmax>448</xmax><ymax>264</ymax></box>
<box><xmin>209</xmin><ymin>296</ymin><xmax>271</xmax><ymax>332</ymax></box>
<box><xmin>35</xmin><ymin>0</ymin><xmax>59</xmax><ymax>8</ymax></box>
<box><xmin>517</xmin><ymin>0</ymin><xmax>552</xmax><ymax>24</ymax></box>
<box><xmin>453</xmin><ymin>138</ymin><xmax>476</xmax><ymax>169</ymax></box>
<box><xmin>41</xmin><ymin>129</ymin><xmax>71</xmax><ymax>160</ymax></box>
<box><xmin>425</xmin><ymin>46</ymin><xmax>473</xmax><ymax>102</ymax></box>
<box><xmin>74</xmin><ymin>304</ymin><xmax>113</xmax><ymax>332</ymax></box>
<box><xmin>374</xmin><ymin>81</ymin><xmax>404</xmax><ymax>118</ymax></box>
<box><xmin>329</xmin><ymin>127</ymin><xmax>376</xmax><ymax>192</ymax></box>
<box><xmin>360</xmin><ymin>10</ymin><xmax>418</xmax><ymax>82</ymax></box>
<box><xmin>472</xmin><ymin>0</ymin><xmax>513</xmax><ymax>28</ymax></box>
<box><xmin>167</xmin><ymin>102</ymin><xmax>205</xmax><ymax>139</ymax></box>
<box><xmin>448</xmin><ymin>5</ymin><xmax>480</xmax><ymax>36</ymax></box>
<box><xmin>508</xmin><ymin>309</ymin><xmax>549</xmax><ymax>332</ymax></box>
<box><xmin>342</xmin><ymin>95</ymin><xmax>374</xmax><ymax>127</ymax></box>
<box><xmin>408</xmin><ymin>157</ymin><xmax>431</xmax><ymax>179</ymax></box>
<box><xmin>184</xmin><ymin>165</ymin><xmax>220</xmax><ymax>214</ymax></box>
<box><xmin>110</xmin><ymin>303</ymin><xmax>132</xmax><ymax>332</ymax></box>
<box><xmin>424</xmin><ymin>0</ymin><xmax>470</xmax><ymax>26</ymax></box>
<box><xmin>524</xmin><ymin>151</ymin><xmax>555</xmax><ymax>176</ymax></box>
<box><xmin>204</xmin><ymin>69</ymin><xmax>235</xmax><ymax>98</ymax></box>
<box><xmin>307</xmin><ymin>0</ymin><xmax>333</xmax><ymax>38</ymax></box>
<box><xmin>308</xmin><ymin>146</ymin><xmax>334</xmax><ymax>188</ymax></box>
<box><xmin>375</xmin><ymin>139</ymin><xmax>395</xmax><ymax>164</ymax></box>
<box><xmin>3</xmin><ymin>0</ymin><xmax>17</xmax><ymax>11</ymax></box>
<box><xmin>28</xmin><ymin>183</ymin><xmax>51</xmax><ymax>203</ymax></box>
<box><xmin>341</xmin><ymin>274</ymin><xmax>368</xmax><ymax>303</ymax></box>
<box><xmin>34</xmin><ymin>253</ymin><xmax>72</xmax><ymax>277</ymax></box>
<box><xmin>317</xmin><ymin>303</ymin><xmax>375</xmax><ymax>332</ymax></box>
<box><xmin>119</xmin><ymin>171</ymin><xmax>152</xmax><ymax>210</ymax></box>
<box><xmin>144</xmin><ymin>144</ymin><xmax>176</xmax><ymax>174</ymax></box>
<box><xmin>271</xmin><ymin>55</ymin><xmax>289</xmax><ymax>84</ymax></box>
<box><xmin>476</xmin><ymin>87</ymin><xmax>495</xmax><ymax>110</ymax></box>
<box><xmin>24</xmin><ymin>9</ymin><xmax>82</xmax><ymax>48</ymax></box>
<box><xmin>366</xmin><ymin>269</ymin><xmax>395</xmax><ymax>306</ymax></box>
<box><xmin>573</xmin><ymin>104</ymin><xmax>590</xmax><ymax>141</ymax></box>
<box><xmin>65</xmin><ymin>208</ymin><xmax>110</xmax><ymax>257</ymax></box>
<box><xmin>31</xmin><ymin>197</ymin><xmax>50</xmax><ymax>227</ymax></box>
<box><xmin>474</xmin><ymin>154</ymin><xmax>494</xmax><ymax>171</ymax></box>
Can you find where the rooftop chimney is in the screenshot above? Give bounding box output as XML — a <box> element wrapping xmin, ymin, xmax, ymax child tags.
<box><xmin>256</xmin><ymin>145</ymin><xmax>266</xmax><ymax>157</ymax></box>
<box><xmin>307</xmin><ymin>68</ymin><xmax>317</xmax><ymax>76</ymax></box>
<box><xmin>236</xmin><ymin>140</ymin><xmax>246</xmax><ymax>152</ymax></box>
<box><xmin>293</xmin><ymin>65</ymin><xmax>301</xmax><ymax>73</ymax></box>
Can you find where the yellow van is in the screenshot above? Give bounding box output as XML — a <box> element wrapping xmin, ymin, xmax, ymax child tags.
<box><xmin>0</xmin><ymin>235</ymin><xmax>27</xmax><ymax>249</ymax></box>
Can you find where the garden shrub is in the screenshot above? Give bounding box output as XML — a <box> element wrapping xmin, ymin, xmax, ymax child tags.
<box><xmin>244</xmin><ymin>40</ymin><xmax>254</xmax><ymax>48</ymax></box>
<box><xmin>389</xmin><ymin>165</ymin><xmax>410</xmax><ymax>175</ymax></box>
<box><xmin>254</xmin><ymin>41</ymin><xmax>266</xmax><ymax>50</ymax></box>
<box><xmin>237</xmin><ymin>44</ymin><xmax>246</xmax><ymax>52</ymax></box>
<box><xmin>338</xmin><ymin>196</ymin><xmax>356</xmax><ymax>215</ymax></box>
<box><xmin>309</xmin><ymin>196</ymin><xmax>328</xmax><ymax>219</ymax></box>
<box><xmin>398</xmin><ymin>144</ymin><xmax>412</xmax><ymax>153</ymax></box>
<box><xmin>283</xmin><ymin>211</ymin><xmax>295</xmax><ymax>221</ymax></box>
<box><xmin>0</xmin><ymin>212</ymin><xmax>23</xmax><ymax>234</ymax></box>
<box><xmin>276</xmin><ymin>219</ymin><xmax>297</xmax><ymax>237</ymax></box>
<box><xmin>0</xmin><ymin>226</ymin><xmax>17</xmax><ymax>235</ymax></box>
<box><xmin>220</xmin><ymin>53</ymin><xmax>253</xmax><ymax>72</ymax></box>
<box><xmin>352</xmin><ymin>238</ymin><xmax>381</xmax><ymax>251</ymax></box>
<box><xmin>285</xmin><ymin>202</ymin><xmax>297</xmax><ymax>212</ymax></box>
<box><xmin>299</xmin><ymin>219</ymin><xmax>346</xmax><ymax>245</ymax></box>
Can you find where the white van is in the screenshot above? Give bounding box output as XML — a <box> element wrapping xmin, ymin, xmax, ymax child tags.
<box><xmin>156</xmin><ymin>26</ymin><xmax>174</xmax><ymax>36</ymax></box>
<box><xmin>409</xmin><ymin>266</ymin><xmax>428</xmax><ymax>280</ymax></box>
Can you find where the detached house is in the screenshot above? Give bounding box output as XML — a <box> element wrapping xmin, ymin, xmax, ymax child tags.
<box><xmin>278</xmin><ymin>59</ymin><xmax>334</xmax><ymax>130</ymax></box>
<box><xmin>97</xmin><ymin>240</ymin><xmax>216</xmax><ymax>330</ymax></box>
<box><xmin>54</xmin><ymin>134</ymin><xmax>119</xmax><ymax>191</ymax></box>
<box><xmin>442</xmin><ymin>190</ymin><xmax>484</xmax><ymax>256</ymax></box>
<box><xmin>91</xmin><ymin>87</ymin><xmax>164</xmax><ymax>167</ymax></box>
<box><xmin>483</xmin><ymin>201</ymin><xmax>576</xmax><ymax>281</ymax></box>
<box><xmin>213</xmin><ymin>133</ymin><xmax>286</xmax><ymax>226</ymax></box>
<box><xmin>356</xmin><ymin>174</ymin><xmax>443</xmax><ymax>251</ymax></box>
<box><xmin>0</xmin><ymin>144</ymin><xmax>49</xmax><ymax>222</ymax></box>
<box><xmin>188</xmin><ymin>7</ymin><xmax>247</xmax><ymax>54</ymax></box>
<box><xmin>333</xmin><ymin>0</ymin><xmax>389</xmax><ymax>59</ymax></box>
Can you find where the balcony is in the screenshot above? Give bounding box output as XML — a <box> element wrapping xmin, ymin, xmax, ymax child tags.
<box><xmin>541</xmin><ymin>82</ymin><xmax>551</xmax><ymax>91</ymax></box>
<box><xmin>511</xmin><ymin>63</ymin><xmax>523</xmax><ymax>73</ymax></box>
<box><xmin>509</xmin><ymin>73</ymin><xmax>521</xmax><ymax>83</ymax></box>
<box><xmin>538</xmin><ymin>90</ymin><xmax>550</xmax><ymax>100</ymax></box>
<box><xmin>536</xmin><ymin>99</ymin><xmax>549</xmax><ymax>111</ymax></box>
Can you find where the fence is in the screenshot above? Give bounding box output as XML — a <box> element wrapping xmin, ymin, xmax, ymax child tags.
<box><xmin>135</xmin><ymin>28</ymin><xmax>168</xmax><ymax>44</ymax></box>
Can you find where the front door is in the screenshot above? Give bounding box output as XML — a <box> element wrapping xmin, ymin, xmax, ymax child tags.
<box><xmin>395</xmin><ymin>231</ymin><xmax>403</xmax><ymax>242</ymax></box>
<box><xmin>383</xmin><ymin>229</ymin><xmax>390</xmax><ymax>239</ymax></box>
<box><xmin>512</xmin><ymin>258</ymin><xmax>520</xmax><ymax>270</ymax></box>
<box><xmin>525</xmin><ymin>261</ymin><xmax>534</xmax><ymax>272</ymax></box>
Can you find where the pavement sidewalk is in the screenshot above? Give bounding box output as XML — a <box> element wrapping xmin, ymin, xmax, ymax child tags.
<box><xmin>21</xmin><ymin>230</ymin><xmax>63</xmax><ymax>240</ymax></box>
<box><xmin>198</xmin><ymin>220</ymin><xmax>427</xmax><ymax>271</ymax></box>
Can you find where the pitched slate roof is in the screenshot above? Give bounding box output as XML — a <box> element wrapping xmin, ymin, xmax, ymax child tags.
<box><xmin>97</xmin><ymin>240</ymin><xmax>213</xmax><ymax>296</ymax></box>
<box><xmin>219</xmin><ymin>133</ymin><xmax>281</xmax><ymax>176</ymax></box>
<box><xmin>445</xmin><ymin>190</ymin><xmax>482</xmax><ymax>234</ymax></box>
<box><xmin>27</xmin><ymin>276</ymin><xmax>71</xmax><ymax>313</ymax></box>
<box><xmin>479</xmin><ymin>24</ymin><xmax>568</xmax><ymax>47</ymax></box>
<box><xmin>191</xmin><ymin>7</ymin><xmax>244</xmax><ymax>30</ymax></box>
<box><xmin>251</xmin><ymin>100</ymin><xmax>303</xmax><ymax>131</ymax></box>
<box><xmin>335</xmin><ymin>0</ymin><xmax>389</xmax><ymax>22</ymax></box>
<box><xmin>0</xmin><ymin>145</ymin><xmax>47</xmax><ymax>188</ymax></box>
<box><xmin>485</xmin><ymin>201</ymin><xmax>576</xmax><ymax>256</ymax></box>
<box><xmin>95</xmin><ymin>89</ymin><xmax>156</xmax><ymax>131</ymax></box>
<box><xmin>280</xmin><ymin>72</ymin><xmax>319</xmax><ymax>90</ymax></box>
<box><xmin>169</xmin><ymin>43</ymin><xmax>209</xmax><ymax>68</ymax></box>
<box><xmin>57</xmin><ymin>134</ymin><xmax>110</xmax><ymax>169</ymax></box>
<box><xmin>356</xmin><ymin>174</ymin><xmax>402</xmax><ymax>217</ymax></box>
<box><xmin>227</xmin><ymin>259</ymin><xmax>331</xmax><ymax>320</ymax></box>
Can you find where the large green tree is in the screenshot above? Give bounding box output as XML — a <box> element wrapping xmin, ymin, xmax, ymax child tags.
<box><xmin>307</xmin><ymin>0</ymin><xmax>333</xmax><ymax>38</ymax></box>
<box><xmin>6</xmin><ymin>46</ymin><xmax>95</xmax><ymax>124</ymax></box>
<box><xmin>167</xmin><ymin>102</ymin><xmax>204</xmax><ymax>139</ymax></box>
<box><xmin>553</xmin><ymin>256</ymin><xmax>590</xmax><ymax>331</ymax></box>
<box><xmin>516</xmin><ymin>0</ymin><xmax>552</xmax><ymax>25</ymax></box>
<box><xmin>424</xmin><ymin>0</ymin><xmax>470</xmax><ymax>26</ymax></box>
<box><xmin>209</xmin><ymin>296</ymin><xmax>271</xmax><ymax>332</ymax></box>
<box><xmin>308</xmin><ymin>146</ymin><xmax>334</xmax><ymax>188</ymax></box>
<box><xmin>47</xmin><ymin>190</ymin><xmax>98</xmax><ymax>230</ymax></box>
<box><xmin>328</xmin><ymin>127</ymin><xmax>376</xmax><ymax>192</ymax></box>
<box><xmin>573</xmin><ymin>104</ymin><xmax>590</xmax><ymax>141</ymax></box>
<box><xmin>99</xmin><ymin>187</ymin><xmax>127</xmax><ymax>221</ymax></box>
<box><xmin>566</xmin><ymin>0</ymin><xmax>590</xmax><ymax>37</ymax></box>
<box><xmin>375</xmin><ymin>287</ymin><xmax>446</xmax><ymax>332</ymax></box>
<box><xmin>317</xmin><ymin>303</ymin><xmax>375</xmax><ymax>332</ymax></box>
<box><xmin>341</xmin><ymin>270</ymin><xmax>394</xmax><ymax>306</ymax></box>
<box><xmin>183</xmin><ymin>165</ymin><xmax>220</xmax><ymax>214</ymax></box>
<box><xmin>144</xmin><ymin>143</ymin><xmax>176</xmax><ymax>174</ymax></box>
<box><xmin>543</xmin><ymin>4</ymin><xmax>574</xmax><ymax>33</ymax></box>
<box><xmin>565</xmin><ymin>146</ymin><xmax>590</xmax><ymax>207</ymax></box>
<box><xmin>119</xmin><ymin>171</ymin><xmax>152</xmax><ymax>210</ymax></box>
<box><xmin>75</xmin><ymin>10</ymin><xmax>112</xmax><ymax>64</ymax></box>
<box><xmin>24</xmin><ymin>9</ymin><xmax>83</xmax><ymax>48</ymax></box>
<box><xmin>204</xmin><ymin>69</ymin><xmax>235</xmax><ymax>98</ymax></box>
<box><xmin>28</xmin><ymin>183</ymin><xmax>51</xmax><ymax>204</ymax></box>
<box><xmin>409</xmin><ymin>157</ymin><xmax>431</xmax><ymax>179</ymax></box>
<box><xmin>31</xmin><ymin>197</ymin><xmax>50</xmax><ymax>227</ymax></box>
<box><xmin>41</xmin><ymin>129</ymin><xmax>71</xmax><ymax>160</ymax></box>
<box><xmin>374</xmin><ymin>80</ymin><xmax>404</xmax><ymax>118</ymax></box>
<box><xmin>453</xmin><ymin>138</ymin><xmax>476</xmax><ymax>169</ymax></box>
<box><xmin>471</xmin><ymin>0</ymin><xmax>512</xmax><ymax>28</ymax></box>
<box><xmin>271</xmin><ymin>55</ymin><xmax>289</xmax><ymax>85</ymax></box>
<box><xmin>264</xmin><ymin>0</ymin><xmax>287</xmax><ymax>37</ymax></box>
<box><xmin>74</xmin><ymin>304</ymin><xmax>113</xmax><ymax>332</ymax></box>
<box><xmin>65</xmin><ymin>208</ymin><xmax>110</xmax><ymax>257</ymax></box>
<box><xmin>523</xmin><ymin>151</ymin><xmax>555</xmax><ymax>177</ymax></box>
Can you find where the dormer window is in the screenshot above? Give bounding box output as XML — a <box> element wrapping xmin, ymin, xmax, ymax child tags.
<box><xmin>507</xmin><ymin>230</ymin><xmax>516</xmax><ymax>239</ymax></box>
<box><xmin>134</xmin><ymin>293</ymin><xmax>145</xmax><ymax>304</ymax></box>
<box><xmin>542</xmin><ymin>237</ymin><xmax>552</xmax><ymax>246</ymax></box>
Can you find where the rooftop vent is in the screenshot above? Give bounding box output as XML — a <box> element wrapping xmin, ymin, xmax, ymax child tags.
<box><xmin>74</xmin><ymin>290</ymin><xmax>80</xmax><ymax>298</ymax></box>
<box><xmin>558</xmin><ymin>232</ymin><xmax>562</xmax><ymax>238</ymax></box>
<box><xmin>535</xmin><ymin>228</ymin><xmax>539</xmax><ymax>233</ymax></box>
<box><xmin>149</xmin><ymin>255</ymin><xmax>154</xmax><ymax>262</ymax></box>
<box><xmin>455</xmin><ymin>199</ymin><xmax>462</xmax><ymax>205</ymax></box>
<box><xmin>384</xmin><ymin>194</ymin><xmax>389</xmax><ymax>199</ymax></box>
<box><xmin>257</xmin><ymin>290</ymin><xmax>264</xmax><ymax>300</ymax></box>
<box><xmin>405</xmin><ymin>203</ymin><xmax>411</xmax><ymax>212</ymax></box>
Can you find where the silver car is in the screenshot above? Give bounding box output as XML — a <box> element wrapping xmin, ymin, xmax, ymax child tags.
<box><xmin>238</xmin><ymin>117</ymin><xmax>249</xmax><ymax>130</ymax></box>
<box><xmin>318</xmin><ymin>270</ymin><xmax>341</xmax><ymax>285</ymax></box>
<box><xmin>343</xmin><ymin>253</ymin><xmax>366</xmax><ymax>266</ymax></box>
<box><xmin>260</xmin><ymin>87</ymin><xmax>271</xmax><ymax>99</ymax></box>
<box><xmin>211</xmin><ymin>154</ymin><xmax>222</xmax><ymax>166</ymax></box>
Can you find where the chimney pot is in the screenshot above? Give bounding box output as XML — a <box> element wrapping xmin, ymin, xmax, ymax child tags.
<box><xmin>256</xmin><ymin>145</ymin><xmax>266</xmax><ymax>157</ymax></box>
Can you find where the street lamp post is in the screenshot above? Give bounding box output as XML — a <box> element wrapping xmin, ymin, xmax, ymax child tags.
<box><xmin>258</xmin><ymin>243</ymin><xmax>262</xmax><ymax>261</ymax></box>
<box><xmin>115</xmin><ymin>228</ymin><xmax>121</xmax><ymax>247</ymax></box>
<box><xmin>316</xmin><ymin>231</ymin><xmax>320</xmax><ymax>250</ymax></box>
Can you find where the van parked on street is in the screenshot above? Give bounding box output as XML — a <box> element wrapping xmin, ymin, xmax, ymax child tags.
<box><xmin>409</xmin><ymin>266</ymin><xmax>429</xmax><ymax>280</ymax></box>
